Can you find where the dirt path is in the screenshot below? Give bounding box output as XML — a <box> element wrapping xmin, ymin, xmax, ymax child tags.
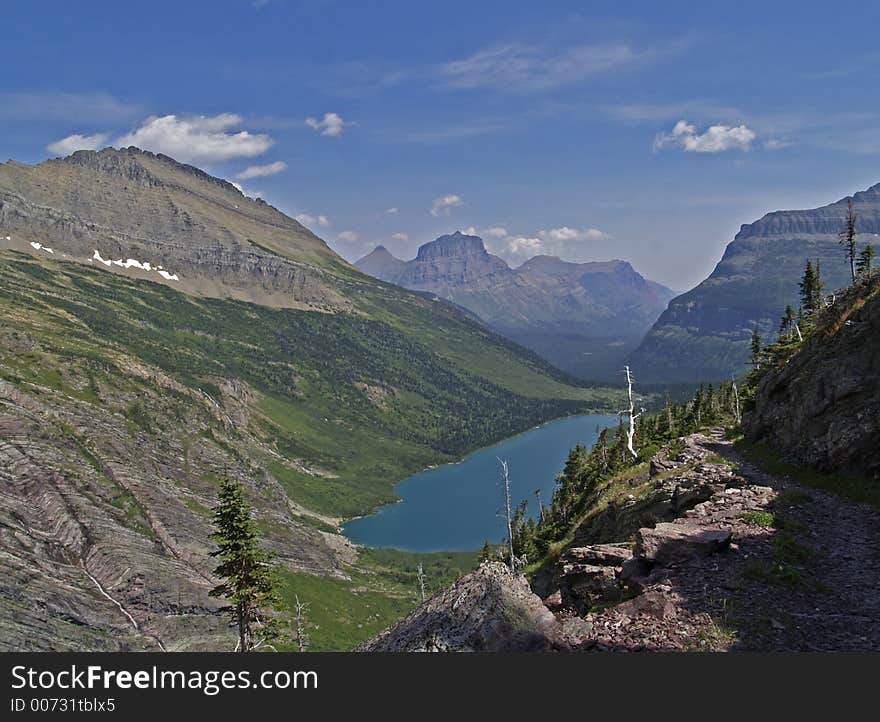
<box><xmin>568</xmin><ymin>430</ymin><xmax>880</xmax><ymax>651</ymax></box>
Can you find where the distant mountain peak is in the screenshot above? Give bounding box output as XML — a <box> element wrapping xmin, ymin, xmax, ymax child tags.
<box><xmin>355</xmin><ymin>244</ymin><xmax>407</xmax><ymax>281</ymax></box>
<box><xmin>415</xmin><ymin>232</ymin><xmax>489</xmax><ymax>261</ymax></box>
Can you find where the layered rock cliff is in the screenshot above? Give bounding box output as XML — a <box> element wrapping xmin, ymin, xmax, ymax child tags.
<box><xmin>631</xmin><ymin>183</ymin><xmax>880</xmax><ymax>382</ymax></box>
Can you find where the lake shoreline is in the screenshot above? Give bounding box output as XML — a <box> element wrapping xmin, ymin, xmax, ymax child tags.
<box><xmin>342</xmin><ymin>412</ymin><xmax>619</xmax><ymax>553</ymax></box>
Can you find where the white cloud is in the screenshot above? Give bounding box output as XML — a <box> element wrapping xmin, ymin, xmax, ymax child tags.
<box><xmin>430</xmin><ymin>194</ymin><xmax>464</xmax><ymax>217</ymax></box>
<box><xmin>337</xmin><ymin>230</ymin><xmax>359</xmax><ymax>242</ymax></box>
<box><xmin>295</xmin><ymin>213</ymin><xmax>330</xmax><ymax>228</ymax></box>
<box><xmin>654</xmin><ymin>119</ymin><xmax>756</xmax><ymax>153</ymax></box>
<box><xmin>304</xmin><ymin>112</ymin><xmax>350</xmax><ymax>137</ymax></box>
<box><xmin>116</xmin><ymin>113</ymin><xmax>273</xmax><ymax>163</ymax></box>
<box><xmin>504</xmin><ymin>235</ymin><xmax>546</xmax><ymax>258</ymax></box>
<box><xmin>438</xmin><ymin>42</ymin><xmax>643</xmax><ymax>93</ymax></box>
<box><xmin>386</xmin><ymin>207</ymin><xmax>399</xmax><ymax>214</ymax></box>
<box><xmin>46</xmin><ymin>132</ymin><xmax>109</xmax><ymax>156</ymax></box>
<box><xmin>391</xmin><ymin>232</ymin><xmax>409</xmax><ymax>241</ymax></box>
<box><xmin>538</xmin><ymin>226</ymin><xmax>611</xmax><ymax>243</ymax></box>
<box><xmin>237</xmin><ymin>160</ymin><xmax>287</xmax><ymax>179</ymax></box>
<box><xmin>480</xmin><ymin>225</ymin><xmax>614</xmax><ymax>262</ymax></box>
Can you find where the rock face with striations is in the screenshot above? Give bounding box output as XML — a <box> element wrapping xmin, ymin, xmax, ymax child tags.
<box><xmin>631</xmin><ymin>183</ymin><xmax>880</xmax><ymax>382</ymax></box>
<box><xmin>356</xmin><ymin>232</ymin><xmax>674</xmax><ymax>381</ymax></box>
<box><xmin>0</xmin><ymin>147</ymin><xmax>350</xmax><ymax>310</ymax></box>
<box><xmin>744</xmin><ymin>276</ymin><xmax>880</xmax><ymax>477</ymax></box>
<box><xmin>357</xmin><ymin>562</ymin><xmax>567</xmax><ymax>652</ymax></box>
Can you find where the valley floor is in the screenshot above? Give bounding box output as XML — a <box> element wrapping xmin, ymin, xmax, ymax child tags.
<box><xmin>560</xmin><ymin>431</ymin><xmax>880</xmax><ymax>651</ymax></box>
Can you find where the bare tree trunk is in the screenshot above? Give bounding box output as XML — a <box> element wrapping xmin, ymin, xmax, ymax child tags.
<box><xmin>731</xmin><ymin>377</ymin><xmax>742</xmax><ymax>425</ymax></box>
<box><xmin>416</xmin><ymin>563</ymin><xmax>427</xmax><ymax>602</ymax></box>
<box><xmin>499</xmin><ymin>459</ymin><xmax>515</xmax><ymax>572</ymax></box>
<box><xmin>294</xmin><ymin>595</ymin><xmax>310</xmax><ymax>652</ymax></box>
<box><xmin>621</xmin><ymin>366</ymin><xmax>641</xmax><ymax>460</ymax></box>
<box><xmin>534</xmin><ymin>488</ymin><xmax>544</xmax><ymax>522</ymax></box>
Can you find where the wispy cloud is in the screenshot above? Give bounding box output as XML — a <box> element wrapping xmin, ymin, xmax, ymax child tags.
<box><xmin>395</xmin><ymin>118</ymin><xmax>509</xmax><ymax>144</ymax></box>
<box><xmin>295</xmin><ymin>213</ymin><xmax>330</xmax><ymax>228</ymax></box>
<box><xmin>430</xmin><ymin>194</ymin><xmax>464</xmax><ymax>217</ymax></box>
<box><xmin>391</xmin><ymin>232</ymin><xmax>408</xmax><ymax>241</ymax></box>
<box><xmin>46</xmin><ymin>132</ymin><xmax>109</xmax><ymax>156</ymax></box>
<box><xmin>304</xmin><ymin>112</ymin><xmax>351</xmax><ymax>137</ymax></box>
<box><xmin>236</xmin><ymin>160</ymin><xmax>287</xmax><ymax>179</ymax></box>
<box><xmin>436</xmin><ymin>42</ymin><xmax>647</xmax><ymax>93</ymax></box>
<box><xmin>0</xmin><ymin>91</ymin><xmax>139</xmax><ymax>122</ymax></box>
<box><xmin>337</xmin><ymin>230</ymin><xmax>359</xmax><ymax>242</ymax></box>
<box><xmin>116</xmin><ymin>113</ymin><xmax>273</xmax><ymax>163</ymax></box>
<box><xmin>654</xmin><ymin>120</ymin><xmax>756</xmax><ymax>153</ymax></box>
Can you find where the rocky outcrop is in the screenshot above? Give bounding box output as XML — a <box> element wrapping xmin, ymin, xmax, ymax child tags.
<box><xmin>541</xmin><ymin>431</ymin><xmax>880</xmax><ymax>651</ymax></box>
<box><xmin>356</xmin><ymin>233</ymin><xmax>674</xmax><ymax>381</ymax></box>
<box><xmin>631</xmin><ymin>183</ymin><xmax>880</xmax><ymax>382</ymax></box>
<box><xmin>744</xmin><ymin>276</ymin><xmax>880</xmax><ymax>477</ymax></box>
<box><xmin>566</xmin><ymin>433</ymin><xmax>734</xmax><ymax>548</ymax></box>
<box><xmin>357</xmin><ymin>562</ymin><xmax>567</xmax><ymax>652</ymax></box>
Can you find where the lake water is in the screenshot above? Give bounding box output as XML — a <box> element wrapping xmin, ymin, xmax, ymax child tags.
<box><xmin>342</xmin><ymin>413</ymin><xmax>619</xmax><ymax>552</ymax></box>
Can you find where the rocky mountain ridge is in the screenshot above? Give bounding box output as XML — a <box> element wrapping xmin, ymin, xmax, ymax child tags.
<box><xmin>631</xmin><ymin>183</ymin><xmax>880</xmax><ymax>382</ymax></box>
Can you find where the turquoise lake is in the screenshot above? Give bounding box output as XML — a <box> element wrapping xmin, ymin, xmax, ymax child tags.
<box><xmin>342</xmin><ymin>413</ymin><xmax>619</xmax><ymax>552</ymax></box>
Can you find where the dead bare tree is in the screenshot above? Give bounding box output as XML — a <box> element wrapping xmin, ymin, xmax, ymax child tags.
<box><xmin>731</xmin><ymin>376</ymin><xmax>742</xmax><ymax>425</ymax></box>
<box><xmin>294</xmin><ymin>594</ymin><xmax>310</xmax><ymax>653</ymax></box>
<box><xmin>416</xmin><ymin>562</ymin><xmax>427</xmax><ymax>603</ymax></box>
<box><xmin>534</xmin><ymin>488</ymin><xmax>544</xmax><ymax>522</ymax></box>
<box><xmin>498</xmin><ymin>458</ymin><xmax>515</xmax><ymax>572</ymax></box>
<box><xmin>619</xmin><ymin>366</ymin><xmax>643</xmax><ymax>460</ymax></box>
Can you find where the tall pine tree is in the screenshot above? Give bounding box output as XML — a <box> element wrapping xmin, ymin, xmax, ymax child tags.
<box><xmin>210</xmin><ymin>476</ymin><xmax>282</xmax><ymax>652</ymax></box>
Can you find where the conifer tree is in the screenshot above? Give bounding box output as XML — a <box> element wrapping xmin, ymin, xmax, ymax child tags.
<box><xmin>210</xmin><ymin>476</ymin><xmax>282</xmax><ymax>652</ymax></box>
<box><xmin>779</xmin><ymin>304</ymin><xmax>797</xmax><ymax>340</ymax></box>
<box><xmin>856</xmin><ymin>244</ymin><xmax>875</xmax><ymax>278</ymax></box>
<box><xmin>838</xmin><ymin>198</ymin><xmax>858</xmax><ymax>283</ymax></box>
<box><xmin>799</xmin><ymin>259</ymin><xmax>824</xmax><ymax>318</ymax></box>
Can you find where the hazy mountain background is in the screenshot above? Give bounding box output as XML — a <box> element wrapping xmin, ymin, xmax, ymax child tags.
<box><xmin>356</xmin><ymin>232</ymin><xmax>675</xmax><ymax>382</ymax></box>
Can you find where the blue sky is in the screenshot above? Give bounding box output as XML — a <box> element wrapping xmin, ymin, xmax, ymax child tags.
<box><xmin>3</xmin><ymin>0</ymin><xmax>880</xmax><ymax>289</ymax></box>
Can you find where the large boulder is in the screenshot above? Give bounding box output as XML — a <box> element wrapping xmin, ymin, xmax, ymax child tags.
<box><xmin>357</xmin><ymin>562</ymin><xmax>567</xmax><ymax>652</ymax></box>
<box><xmin>635</xmin><ymin>523</ymin><xmax>732</xmax><ymax>565</ymax></box>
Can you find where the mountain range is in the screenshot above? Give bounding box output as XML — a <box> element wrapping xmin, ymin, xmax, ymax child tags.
<box><xmin>631</xmin><ymin>183</ymin><xmax>880</xmax><ymax>382</ymax></box>
<box><xmin>0</xmin><ymin>147</ymin><xmax>618</xmax><ymax>650</ymax></box>
<box><xmin>356</xmin><ymin>232</ymin><xmax>675</xmax><ymax>382</ymax></box>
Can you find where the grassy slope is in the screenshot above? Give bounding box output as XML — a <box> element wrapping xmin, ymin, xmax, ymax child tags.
<box><xmin>0</xmin><ymin>251</ymin><xmax>624</xmax><ymax>507</ymax></box>
<box><xmin>4</xmin><ymin>251</ymin><xmax>591</xmax><ymax>646</ymax></box>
